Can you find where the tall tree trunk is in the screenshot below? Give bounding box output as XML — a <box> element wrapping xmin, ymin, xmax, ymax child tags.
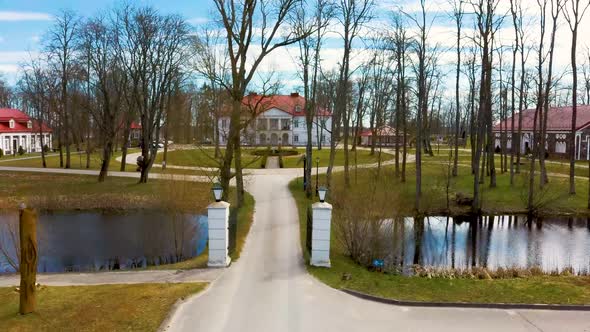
<box><xmin>120</xmin><ymin>120</ymin><xmax>132</xmax><ymax>172</ymax></box>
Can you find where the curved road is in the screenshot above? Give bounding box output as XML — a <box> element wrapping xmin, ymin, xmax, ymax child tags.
<box><xmin>165</xmin><ymin>171</ymin><xmax>590</xmax><ymax>332</ymax></box>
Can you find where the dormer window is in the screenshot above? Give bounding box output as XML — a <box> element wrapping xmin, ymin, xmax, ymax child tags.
<box><xmin>9</xmin><ymin>119</ymin><xmax>14</xmax><ymax>129</ymax></box>
<box><xmin>295</xmin><ymin>105</ymin><xmax>302</xmax><ymax>113</ymax></box>
<box><xmin>27</xmin><ymin>121</ymin><xmax>32</xmax><ymax>129</ymax></box>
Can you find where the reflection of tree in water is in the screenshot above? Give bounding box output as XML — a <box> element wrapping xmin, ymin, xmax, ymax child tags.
<box><xmin>1</xmin><ymin>211</ymin><xmax>203</xmax><ymax>274</ymax></box>
<box><xmin>384</xmin><ymin>214</ymin><xmax>590</xmax><ymax>273</ymax></box>
<box><xmin>413</xmin><ymin>216</ymin><xmax>424</xmax><ymax>265</ymax></box>
<box><xmin>0</xmin><ymin>213</ymin><xmax>20</xmax><ymax>273</ymax></box>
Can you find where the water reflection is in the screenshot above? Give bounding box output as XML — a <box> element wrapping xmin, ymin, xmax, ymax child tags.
<box><xmin>0</xmin><ymin>210</ymin><xmax>207</xmax><ymax>274</ymax></box>
<box><xmin>382</xmin><ymin>216</ymin><xmax>590</xmax><ymax>273</ymax></box>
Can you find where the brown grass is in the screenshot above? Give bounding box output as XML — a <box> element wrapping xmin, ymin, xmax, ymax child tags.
<box><xmin>0</xmin><ymin>283</ymin><xmax>206</xmax><ymax>332</ymax></box>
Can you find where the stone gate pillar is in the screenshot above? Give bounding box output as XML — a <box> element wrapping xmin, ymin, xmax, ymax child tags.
<box><xmin>207</xmin><ymin>201</ymin><xmax>231</xmax><ymax>268</ymax></box>
<box><xmin>311</xmin><ymin>201</ymin><xmax>332</xmax><ymax>268</ymax></box>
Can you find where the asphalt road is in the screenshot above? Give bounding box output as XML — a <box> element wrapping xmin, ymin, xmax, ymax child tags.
<box><xmin>165</xmin><ymin>171</ymin><xmax>590</xmax><ymax>332</ymax></box>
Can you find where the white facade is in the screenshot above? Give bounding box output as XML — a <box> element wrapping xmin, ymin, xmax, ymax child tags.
<box><xmin>0</xmin><ymin>132</ymin><xmax>52</xmax><ymax>155</ymax></box>
<box><xmin>218</xmin><ymin>107</ymin><xmax>332</xmax><ymax>147</ymax></box>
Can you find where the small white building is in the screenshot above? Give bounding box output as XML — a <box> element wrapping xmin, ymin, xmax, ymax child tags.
<box><xmin>0</xmin><ymin>108</ymin><xmax>52</xmax><ymax>155</ymax></box>
<box><xmin>218</xmin><ymin>93</ymin><xmax>332</xmax><ymax>147</ymax></box>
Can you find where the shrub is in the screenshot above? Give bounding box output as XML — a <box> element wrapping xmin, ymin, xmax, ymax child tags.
<box><xmin>18</xmin><ymin>146</ymin><xmax>25</xmax><ymax>155</ymax></box>
<box><xmin>43</xmin><ymin>144</ymin><xmax>50</xmax><ymax>152</ymax></box>
<box><xmin>0</xmin><ymin>148</ymin><xmax>3</xmax><ymax>158</ymax></box>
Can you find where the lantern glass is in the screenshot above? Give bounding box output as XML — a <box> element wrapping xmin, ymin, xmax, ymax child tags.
<box><xmin>318</xmin><ymin>186</ymin><xmax>327</xmax><ymax>202</ymax></box>
<box><xmin>212</xmin><ymin>183</ymin><xmax>223</xmax><ymax>202</ymax></box>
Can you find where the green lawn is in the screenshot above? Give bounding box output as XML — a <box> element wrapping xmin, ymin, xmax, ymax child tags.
<box><xmin>155</xmin><ymin>148</ymin><xmax>261</xmax><ymax>168</ymax></box>
<box><xmin>157</xmin><ymin>147</ymin><xmax>393</xmax><ymax>169</ymax></box>
<box><xmin>0</xmin><ymin>149</ymin><xmax>140</xmax><ymax>171</ymax></box>
<box><xmin>0</xmin><ymin>283</ymin><xmax>206</xmax><ymax>332</ymax></box>
<box><xmin>289</xmin><ymin>178</ymin><xmax>590</xmax><ymax>305</ymax></box>
<box><xmin>309</xmin><ymin>159</ymin><xmax>590</xmax><ymax>217</ymax></box>
<box><xmin>281</xmin><ymin>148</ymin><xmax>393</xmax><ymax>168</ymax></box>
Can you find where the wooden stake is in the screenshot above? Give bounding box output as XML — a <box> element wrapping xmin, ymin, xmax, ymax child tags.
<box><xmin>19</xmin><ymin>206</ymin><xmax>37</xmax><ymax>315</ymax></box>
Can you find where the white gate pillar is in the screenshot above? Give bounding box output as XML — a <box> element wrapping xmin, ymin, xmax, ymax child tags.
<box><xmin>207</xmin><ymin>201</ymin><xmax>231</xmax><ymax>268</ymax></box>
<box><xmin>311</xmin><ymin>201</ymin><xmax>332</xmax><ymax>268</ymax></box>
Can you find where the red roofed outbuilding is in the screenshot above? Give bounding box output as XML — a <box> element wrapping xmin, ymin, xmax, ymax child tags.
<box><xmin>0</xmin><ymin>108</ymin><xmax>52</xmax><ymax>155</ymax></box>
<box><xmin>492</xmin><ymin>105</ymin><xmax>590</xmax><ymax>160</ymax></box>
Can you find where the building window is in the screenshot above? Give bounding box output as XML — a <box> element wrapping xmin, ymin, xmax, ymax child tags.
<box><xmin>133</xmin><ymin>131</ymin><xmax>140</xmax><ymax>139</ymax></box>
<box><xmin>222</xmin><ymin>119</ymin><xmax>228</xmax><ymax>129</ymax></box>
<box><xmin>294</xmin><ymin>135</ymin><xmax>299</xmax><ymax>143</ymax></box>
<box><xmin>295</xmin><ymin>105</ymin><xmax>302</xmax><ymax>113</ymax></box>
<box><xmin>27</xmin><ymin>121</ymin><xmax>32</xmax><ymax>129</ymax></box>
<box><xmin>9</xmin><ymin>119</ymin><xmax>14</xmax><ymax>129</ymax></box>
<box><xmin>270</xmin><ymin>119</ymin><xmax>279</xmax><ymax>130</ymax></box>
<box><xmin>282</xmin><ymin>119</ymin><xmax>291</xmax><ymax>130</ymax></box>
<box><xmin>294</xmin><ymin>119</ymin><xmax>299</xmax><ymax>128</ymax></box>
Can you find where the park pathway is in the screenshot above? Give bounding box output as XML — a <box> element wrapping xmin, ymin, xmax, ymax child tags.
<box><xmin>164</xmin><ymin>171</ymin><xmax>590</xmax><ymax>332</ymax></box>
<box><xmin>265</xmin><ymin>156</ymin><xmax>279</xmax><ymax>169</ymax></box>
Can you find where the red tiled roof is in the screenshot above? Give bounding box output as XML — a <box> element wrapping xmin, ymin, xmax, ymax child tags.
<box><xmin>493</xmin><ymin>105</ymin><xmax>590</xmax><ymax>132</ymax></box>
<box><xmin>238</xmin><ymin>93</ymin><xmax>331</xmax><ymax>117</ymax></box>
<box><xmin>0</xmin><ymin>108</ymin><xmax>30</xmax><ymax>121</ymax></box>
<box><xmin>0</xmin><ymin>108</ymin><xmax>52</xmax><ymax>133</ymax></box>
<box><xmin>130</xmin><ymin>121</ymin><xmax>141</xmax><ymax>129</ymax></box>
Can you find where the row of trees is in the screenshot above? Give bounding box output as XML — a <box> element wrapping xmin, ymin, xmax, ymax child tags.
<box><xmin>1</xmin><ymin>0</ymin><xmax>590</xmax><ymax>213</ymax></box>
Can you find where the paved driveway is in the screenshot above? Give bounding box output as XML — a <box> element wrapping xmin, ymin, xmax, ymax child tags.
<box><xmin>165</xmin><ymin>172</ymin><xmax>590</xmax><ymax>332</ymax></box>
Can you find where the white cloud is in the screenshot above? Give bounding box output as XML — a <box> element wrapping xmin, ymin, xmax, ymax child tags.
<box><xmin>0</xmin><ymin>11</ymin><xmax>52</xmax><ymax>22</ymax></box>
<box><xmin>188</xmin><ymin>17</ymin><xmax>209</xmax><ymax>25</ymax></box>
<box><xmin>0</xmin><ymin>64</ymin><xmax>18</xmax><ymax>73</ymax></box>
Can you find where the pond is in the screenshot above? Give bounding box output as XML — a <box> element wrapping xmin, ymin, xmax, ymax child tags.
<box><xmin>0</xmin><ymin>210</ymin><xmax>207</xmax><ymax>274</ymax></box>
<box><xmin>377</xmin><ymin>215</ymin><xmax>590</xmax><ymax>273</ymax></box>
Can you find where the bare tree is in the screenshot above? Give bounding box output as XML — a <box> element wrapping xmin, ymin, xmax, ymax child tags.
<box><xmin>79</xmin><ymin>14</ymin><xmax>126</xmax><ymax>182</ymax></box>
<box><xmin>46</xmin><ymin>10</ymin><xmax>79</xmax><ymax>169</ymax></box>
<box><xmin>564</xmin><ymin>0</ymin><xmax>590</xmax><ymax>195</ymax></box>
<box><xmin>0</xmin><ymin>77</ymin><xmax>14</xmax><ymax>108</ymax></box>
<box><xmin>451</xmin><ymin>0</ymin><xmax>464</xmax><ymax>177</ymax></box>
<box><xmin>20</xmin><ymin>58</ymin><xmax>53</xmax><ymax>168</ymax></box>
<box><xmin>391</xmin><ymin>14</ymin><xmax>409</xmax><ymax>181</ymax></box>
<box><xmin>202</xmin><ymin>0</ymin><xmax>311</xmax><ymax>205</ymax></box>
<box><xmin>294</xmin><ymin>0</ymin><xmax>334</xmax><ymax>197</ymax></box>
<box><xmin>327</xmin><ymin>0</ymin><xmax>374</xmax><ymax>189</ymax></box>
<box><xmin>539</xmin><ymin>0</ymin><xmax>565</xmax><ymax>187</ymax></box>
<box><xmin>472</xmin><ymin>0</ymin><xmax>502</xmax><ymax>210</ymax></box>
<box><xmin>114</xmin><ymin>6</ymin><xmax>189</xmax><ymax>184</ymax></box>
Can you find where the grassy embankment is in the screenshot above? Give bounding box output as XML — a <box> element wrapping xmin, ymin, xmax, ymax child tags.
<box><xmin>0</xmin><ymin>283</ymin><xmax>206</xmax><ymax>332</ymax></box>
<box><xmin>0</xmin><ymin>171</ymin><xmax>255</xmax><ymax>269</ymax></box>
<box><xmin>157</xmin><ymin>147</ymin><xmax>393</xmax><ymax>169</ymax></box>
<box><xmin>289</xmin><ymin>176</ymin><xmax>590</xmax><ymax>305</ymax></box>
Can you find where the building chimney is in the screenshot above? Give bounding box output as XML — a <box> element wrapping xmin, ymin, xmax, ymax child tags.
<box><xmin>248</xmin><ymin>92</ymin><xmax>258</xmax><ymax>97</ymax></box>
<box><xmin>290</xmin><ymin>92</ymin><xmax>299</xmax><ymax>97</ymax></box>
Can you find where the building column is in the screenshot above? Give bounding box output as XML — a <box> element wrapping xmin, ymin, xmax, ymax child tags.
<box><xmin>208</xmin><ymin>201</ymin><xmax>231</xmax><ymax>268</ymax></box>
<box><xmin>576</xmin><ymin>133</ymin><xmax>582</xmax><ymax>160</ymax></box>
<box><xmin>311</xmin><ymin>201</ymin><xmax>332</xmax><ymax>268</ymax></box>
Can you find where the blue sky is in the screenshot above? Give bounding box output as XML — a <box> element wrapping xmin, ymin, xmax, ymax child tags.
<box><xmin>0</xmin><ymin>0</ymin><xmax>213</xmax><ymax>84</ymax></box>
<box><xmin>1</xmin><ymin>0</ymin><xmax>582</xmax><ymax>95</ymax></box>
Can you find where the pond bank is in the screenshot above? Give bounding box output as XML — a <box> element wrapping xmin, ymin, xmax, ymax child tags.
<box><xmin>289</xmin><ymin>178</ymin><xmax>590</xmax><ymax>306</ymax></box>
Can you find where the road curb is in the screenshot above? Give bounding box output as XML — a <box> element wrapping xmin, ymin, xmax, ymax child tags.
<box><xmin>341</xmin><ymin>288</ymin><xmax>590</xmax><ymax>311</ymax></box>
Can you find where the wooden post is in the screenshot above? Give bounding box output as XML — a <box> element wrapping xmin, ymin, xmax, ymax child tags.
<box><xmin>19</xmin><ymin>206</ymin><xmax>38</xmax><ymax>315</ymax></box>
